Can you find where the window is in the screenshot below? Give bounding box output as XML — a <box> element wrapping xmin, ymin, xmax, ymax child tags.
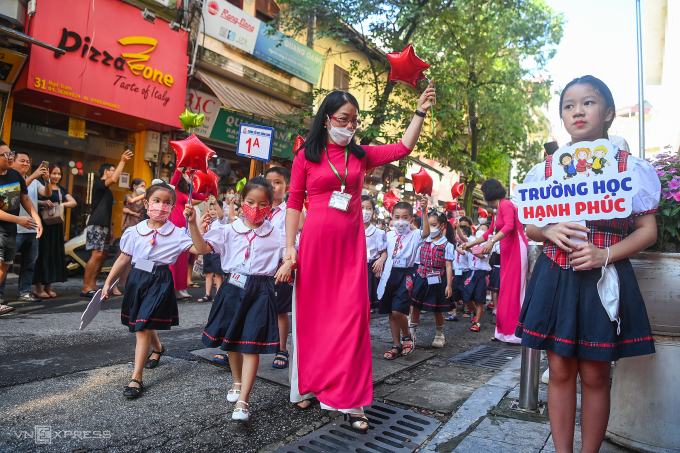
<box><xmin>256</xmin><ymin>0</ymin><xmax>280</xmax><ymax>23</ymax></box>
<box><xmin>227</xmin><ymin>0</ymin><xmax>243</xmax><ymax>9</ymax></box>
<box><xmin>333</xmin><ymin>65</ymin><xmax>349</xmax><ymax>91</ymax></box>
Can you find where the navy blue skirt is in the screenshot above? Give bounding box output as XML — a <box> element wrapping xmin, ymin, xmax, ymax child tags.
<box><xmin>274</xmin><ymin>259</ymin><xmax>294</xmax><ymax>314</ymax></box>
<box><xmin>411</xmin><ymin>273</ymin><xmax>451</xmax><ymax>312</ymax></box>
<box><xmin>517</xmin><ymin>253</ymin><xmax>655</xmax><ymax>361</ymax></box>
<box><xmin>463</xmin><ymin>270</ymin><xmax>489</xmax><ymax>303</ymax></box>
<box><xmin>367</xmin><ymin>260</ymin><xmax>379</xmax><ymax>308</ymax></box>
<box><xmin>488</xmin><ymin>267</ymin><xmax>500</xmax><ymax>293</ymax></box>
<box><xmin>203</xmin><ymin>253</ymin><xmax>222</xmax><ymax>275</ymax></box>
<box><xmin>202</xmin><ymin>274</ymin><xmax>279</xmax><ymax>354</ymax></box>
<box><xmin>121</xmin><ymin>266</ymin><xmax>178</xmax><ymax>332</ymax></box>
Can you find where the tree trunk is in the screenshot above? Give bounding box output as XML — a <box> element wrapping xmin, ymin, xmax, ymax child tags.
<box><xmin>306</xmin><ymin>14</ymin><xmax>316</xmax><ymax>49</ymax></box>
<box><xmin>464</xmin><ymin>100</ymin><xmax>479</xmax><ymax>214</ymax></box>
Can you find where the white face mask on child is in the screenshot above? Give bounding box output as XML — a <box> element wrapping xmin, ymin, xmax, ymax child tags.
<box><xmin>429</xmin><ymin>228</ymin><xmax>442</xmax><ymax>239</ymax></box>
<box><xmin>362</xmin><ymin>210</ymin><xmax>373</xmax><ymax>223</ymax></box>
<box><xmin>393</xmin><ymin>220</ymin><xmax>411</xmax><ymax>236</ymax></box>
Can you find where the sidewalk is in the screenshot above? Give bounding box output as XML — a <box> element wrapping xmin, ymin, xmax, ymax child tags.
<box><xmin>420</xmin><ymin>354</ymin><xmax>632</xmax><ymax>453</ymax></box>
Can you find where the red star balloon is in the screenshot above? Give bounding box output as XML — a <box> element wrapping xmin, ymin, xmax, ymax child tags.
<box><xmin>451</xmin><ymin>182</ymin><xmax>464</xmax><ymax>198</ymax></box>
<box><xmin>382</xmin><ymin>190</ymin><xmax>400</xmax><ymax>213</ymax></box>
<box><xmin>304</xmin><ymin>196</ymin><xmax>310</xmax><ymax>211</ymax></box>
<box><xmin>192</xmin><ymin>169</ymin><xmax>219</xmax><ymax>197</ymax></box>
<box><xmin>293</xmin><ymin>135</ymin><xmax>306</xmax><ymax>156</ymax></box>
<box><xmin>171</xmin><ymin>134</ymin><xmax>215</xmax><ymax>174</ymax></box>
<box><xmin>445</xmin><ymin>201</ymin><xmax>458</xmax><ymax>212</ymax></box>
<box><xmin>387</xmin><ymin>45</ymin><xmax>431</xmax><ymax>88</ymax></box>
<box><xmin>478</xmin><ymin>207</ymin><xmax>489</xmax><ymax>218</ymax></box>
<box><xmin>411</xmin><ymin>167</ymin><xmax>433</xmax><ymax>196</ymax></box>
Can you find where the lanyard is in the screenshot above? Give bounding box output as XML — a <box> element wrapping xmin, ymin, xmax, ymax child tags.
<box><xmin>244</xmin><ymin>232</ymin><xmax>257</xmax><ymax>260</ymax></box>
<box><xmin>326</xmin><ymin>146</ymin><xmax>349</xmax><ymax>192</ymax></box>
<box><xmin>393</xmin><ymin>231</ymin><xmax>410</xmax><ymax>257</ymax></box>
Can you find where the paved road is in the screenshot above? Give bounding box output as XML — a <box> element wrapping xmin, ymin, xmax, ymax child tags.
<box><xmin>0</xmin><ymin>278</ymin><xmax>516</xmax><ymax>452</ymax></box>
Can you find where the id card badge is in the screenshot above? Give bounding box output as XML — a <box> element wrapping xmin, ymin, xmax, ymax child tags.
<box><xmin>393</xmin><ymin>258</ymin><xmax>406</xmax><ymax>268</ymax></box>
<box><xmin>228</xmin><ymin>273</ymin><xmax>249</xmax><ymax>289</ymax></box>
<box><xmin>427</xmin><ymin>273</ymin><xmax>441</xmax><ymax>285</ymax></box>
<box><xmin>328</xmin><ymin>191</ymin><xmax>352</xmax><ymax>211</ymax></box>
<box><xmin>135</xmin><ymin>258</ymin><xmax>156</xmax><ymax>274</ymax></box>
<box><xmin>455</xmin><ymin>270</ymin><xmax>463</xmax><ymax>276</ymax></box>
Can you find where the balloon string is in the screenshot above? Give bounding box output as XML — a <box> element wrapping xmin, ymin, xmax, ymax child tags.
<box><xmin>431</xmin><ymin>107</ymin><xmax>435</xmax><ymax>134</ymax></box>
<box><xmin>186</xmin><ymin>169</ymin><xmax>196</xmax><ymax>235</ymax></box>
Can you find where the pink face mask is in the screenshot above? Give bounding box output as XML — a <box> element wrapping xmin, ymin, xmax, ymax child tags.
<box><xmin>242</xmin><ymin>203</ymin><xmax>272</xmax><ymax>224</ymax></box>
<box><xmin>147</xmin><ymin>202</ymin><xmax>173</xmax><ymax>222</ymax></box>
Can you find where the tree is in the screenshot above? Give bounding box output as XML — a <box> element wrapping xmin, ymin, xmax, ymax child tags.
<box><xmin>413</xmin><ymin>0</ymin><xmax>564</xmax><ymax>212</ymax></box>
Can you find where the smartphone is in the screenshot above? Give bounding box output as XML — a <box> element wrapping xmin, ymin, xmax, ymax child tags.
<box><xmin>40</xmin><ymin>161</ymin><xmax>49</xmax><ymax>169</ymax></box>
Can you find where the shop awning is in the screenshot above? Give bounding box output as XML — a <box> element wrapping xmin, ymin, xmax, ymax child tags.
<box><xmin>0</xmin><ymin>24</ymin><xmax>65</xmax><ymax>55</ymax></box>
<box><xmin>196</xmin><ymin>71</ymin><xmax>296</xmax><ymax>122</ymax></box>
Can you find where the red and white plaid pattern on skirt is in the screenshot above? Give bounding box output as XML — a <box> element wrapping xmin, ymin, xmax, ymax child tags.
<box><xmin>542</xmin><ymin>151</ymin><xmax>655</xmax><ymax>269</ymax></box>
<box><xmin>417</xmin><ymin>242</ymin><xmax>447</xmax><ymax>278</ymax></box>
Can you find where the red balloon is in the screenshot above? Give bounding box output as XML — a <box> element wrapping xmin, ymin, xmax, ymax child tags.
<box><xmin>293</xmin><ymin>135</ymin><xmax>306</xmax><ymax>156</ymax></box>
<box><xmin>411</xmin><ymin>167</ymin><xmax>433</xmax><ymax>196</ymax></box>
<box><xmin>445</xmin><ymin>201</ymin><xmax>458</xmax><ymax>212</ymax></box>
<box><xmin>192</xmin><ymin>169</ymin><xmax>219</xmax><ymax>197</ymax></box>
<box><xmin>382</xmin><ymin>190</ymin><xmax>400</xmax><ymax>213</ymax></box>
<box><xmin>304</xmin><ymin>196</ymin><xmax>310</xmax><ymax>211</ymax></box>
<box><xmin>387</xmin><ymin>45</ymin><xmax>431</xmax><ymax>88</ymax></box>
<box><xmin>451</xmin><ymin>182</ymin><xmax>464</xmax><ymax>198</ymax></box>
<box><xmin>478</xmin><ymin>207</ymin><xmax>489</xmax><ymax>218</ymax></box>
<box><xmin>171</xmin><ymin>134</ymin><xmax>216</xmax><ymax>174</ymax></box>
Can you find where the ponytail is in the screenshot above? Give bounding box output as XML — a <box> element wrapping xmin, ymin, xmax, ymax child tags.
<box><xmin>428</xmin><ymin>210</ymin><xmax>455</xmax><ymax>243</ymax></box>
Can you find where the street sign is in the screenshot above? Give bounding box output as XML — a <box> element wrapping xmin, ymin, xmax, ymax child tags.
<box><xmin>236</xmin><ymin>123</ymin><xmax>274</xmax><ymax>162</ymax></box>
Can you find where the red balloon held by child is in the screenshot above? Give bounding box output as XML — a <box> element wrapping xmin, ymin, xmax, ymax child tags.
<box><xmin>387</xmin><ymin>45</ymin><xmax>431</xmax><ymax>88</ymax></box>
<box><xmin>445</xmin><ymin>201</ymin><xmax>458</xmax><ymax>212</ymax></box>
<box><xmin>382</xmin><ymin>190</ymin><xmax>400</xmax><ymax>213</ymax></box>
<box><xmin>451</xmin><ymin>182</ymin><xmax>464</xmax><ymax>198</ymax></box>
<box><xmin>171</xmin><ymin>134</ymin><xmax>216</xmax><ymax>174</ymax></box>
<box><xmin>411</xmin><ymin>167</ymin><xmax>433</xmax><ymax>196</ymax></box>
<box><xmin>478</xmin><ymin>207</ymin><xmax>489</xmax><ymax>218</ymax></box>
<box><xmin>293</xmin><ymin>135</ymin><xmax>306</xmax><ymax>156</ymax></box>
<box><xmin>191</xmin><ymin>169</ymin><xmax>219</xmax><ymax>197</ymax></box>
<box><xmin>304</xmin><ymin>197</ymin><xmax>310</xmax><ymax>211</ymax></box>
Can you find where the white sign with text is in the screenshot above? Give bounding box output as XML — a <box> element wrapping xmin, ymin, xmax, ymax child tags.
<box><xmin>236</xmin><ymin>123</ymin><xmax>274</xmax><ymax>162</ymax></box>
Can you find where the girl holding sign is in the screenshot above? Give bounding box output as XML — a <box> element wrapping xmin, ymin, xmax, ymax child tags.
<box><xmin>518</xmin><ymin>76</ymin><xmax>660</xmax><ymax>453</ymax></box>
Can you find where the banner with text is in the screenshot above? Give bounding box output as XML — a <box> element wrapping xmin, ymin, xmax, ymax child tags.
<box><xmin>516</xmin><ymin>139</ymin><xmax>640</xmax><ymax>226</ymax></box>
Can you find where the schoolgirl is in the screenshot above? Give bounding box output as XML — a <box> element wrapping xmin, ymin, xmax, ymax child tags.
<box><xmin>185</xmin><ymin>177</ymin><xmax>293</xmax><ymax>421</ymax></box>
<box><xmin>197</xmin><ymin>200</ymin><xmax>224</xmax><ymax>303</ymax></box>
<box><xmin>445</xmin><ymin>232</ymin><xmax>469</xmax><ymax>322</ymax></box>
<box><xmin>518</xmin><ymin>76</ymin><xmax>660</xmax><ymax>452</ymax></box>
<box><xmin>362</xmin><ymin>195</ymin><xmax>387</xmax><ymax>312</ymax></box>
<box><xmin>102</xmin><ymin>180</ymin><xmax>196</xmax><ymax>400</ymax></box>
<box><xmin>463</xmin><ymin>231</ymin><xmax>492</xmax><ymax>332</ymax></box>
<box><xmin>487</xmin><ymin>241</ymin><xmax>501</xmax><ymax>313</ymax></box>
<box><xmin>409</xmin><ymin>211</ymin><xmax>455</xmax><ymax>348</ymax></box>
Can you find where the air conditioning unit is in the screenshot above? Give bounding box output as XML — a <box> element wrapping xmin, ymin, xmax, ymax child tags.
<box><xmin>0</xmin><ymin>1</ymin><xmax>27</xmax><ymax>28</ymax></box>
<box><xmin>144</xmin><ymin>131</ymin><xmax>161</xmax><ymax>162</ymax></box>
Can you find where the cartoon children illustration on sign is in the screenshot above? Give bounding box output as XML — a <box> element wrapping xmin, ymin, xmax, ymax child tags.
<box><xmin>591</xmin><ymin>145</ymin><xmax>611</xmax><ymax>175</ymax></box>
<box><xmin>573</xmin><ymin>147</ymin><xmax>591</xmax><ymax>175</ymax></box>
<box><xmin>558</xmin><ymin>152</ymin><xmax>578</xmax><ymax>180</ymax></box>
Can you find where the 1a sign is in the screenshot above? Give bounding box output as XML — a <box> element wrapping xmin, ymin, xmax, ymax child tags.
<box><xmin>236</xmin><ymin>123</ymin><xmax>274</xmax><ymax>162</ymax></box>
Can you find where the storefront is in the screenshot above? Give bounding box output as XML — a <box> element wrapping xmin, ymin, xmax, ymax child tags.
<box><xmin>5</xmin><ymin>0</ymin><xmax>188</xmax><ymax>239</ymax></box>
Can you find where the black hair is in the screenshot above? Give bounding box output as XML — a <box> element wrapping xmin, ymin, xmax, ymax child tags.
<box><xmin>297</xmin><ymin>91</ymin><xmax>366</xmax><ymax>163</ymax></box>
<box><xmin>265</xmin><ymin>166</ymin><xmax>291</xmax><ymax>185</ymax></box>
<box><xmin>99</xmin><ymin>163</ymin><xmax>115</xmax><ymax>177</ymax></box>
<box><xmin>428</xmin><ymin>210</ymin><xmax>455</xmax><ymax>244</ymax></box>
<box><xmin>0</xmin><ymin>140</ymin><xmax>7</xmax><ymax>148</ymax></box>
<box><xmin>129</xmin><ymin>178</ymin><xmax>145</xmax><ymax>191</ymax></box>
<box><xmin>361</xmin><ymin>195</ymin><xmax>376</xmax><ymax>210</ymax></box>
<box><xmin>242</xmin><ymin>176</ymin><xmax>274</xmax><ymax>206</ymax></box>
<box><xmin>559</xmin><ymin>75</ymin><xmax>616</xmax><ymax>137</ymax></box>
<box><xmin>176</xmin><ymin>173</ymin><xmax>190</xmax><ymax>194</ymax></box>
<box><xmin>392</xmin><ymin>201</ymin><xmax>413</xmax><ymax>217</ymax></box>
<box><xmin>146</xmin><ymin>182</ymin><xmax>176</xmax><ymax>204</ymax></box>
<box><xmin>559</xmin><ymin>152</ymin><xmax>572</xmax><ymax>164</ymax></box>
<box><xmin>460</xmin><ymin>225</ymin><xmax>473</xmax><ymax>239</ymax></box>
<box><xmin>459</xmin><ymin>216</ymin><xmax>473</xmax><ymax>226</ymax></box>
<box><xmin>15</xmin><ymin>150</ymin><xmax>29</xmax><ymax>159</ymax></box>
<box><xmin>480</xmin><ymin>179</ymin><xmax>507</xmax><ymax>202</ymax></box>
<box><xmin>413</xmin><ymin>215</ymin><xmax>422</xmax><ymax>229</ymax></box>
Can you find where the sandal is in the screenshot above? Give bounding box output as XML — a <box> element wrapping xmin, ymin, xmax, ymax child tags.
<box><xmin>189</xmin><ymin>283</ymin><xmax>200</xmax><ymax>288</ymax></box>
<box><xmin>295</xmin><ymin>400</ymin><xmax>312</xmax><ymax>410</ymax></box>
<box><xmin>47</xmin><ymin>291</ymin><xmax>57</xmax><ymax>298</ymax></box>
<box><xmin>343</xmin><ymin>413</ymin><xmax>369</xmax><ymax>433</ymax></box>
<box><xmin>383</xmin><ymin>345</ymin><xmax>403</xmax><ymax>360</ymax></box>
<box><xmin>402</xmin><ymin>336</ymin><xmax>415</xmax><ymax>356</ymax></box>
<box><xmin>462</xmin><ymin>310</ymin><xmax>471</xmax><ymax>318</ymax></box>
<box><xmin>144</xmin><ymin>345</ymin><xmax>165</xmax><ymax>369</ymax></box>
<box><xmin>198</xmin><ymin>294</ymin><xmax>213</xmax><ymax>302</ymax></box>
<box><xmin>490</xmin><ymin>337</ymin><xmax>500</xmax><ymax>342</ymax></box>
<box><xmin>123</xmin><ymin>379</ymin><xmax>144</xmax><ymax>399</ymax></box>
<box><xmin>471</xmin><ymin>322</ymin><xmax>481</xmax><ymax>332</ymax></box>
<box><xmin>0</xmin><ymin>305</ymin><xmax>16</xmax><ymax>315</ymax></box>
<box><xmin>34</xmin><ymin>291</ymin><xmax>50</xmax><ymax>299</ymax></box>
<box><xmin>213</xmin><ymin>354</ymin><xmax>230</xmax><ymax>366</ymax></box>
<box><xmin>445</xmin><ymin>314</ymin><xmax>458</xmax><ymax>322</ymax></box>
<box><xmin>227</xmin><ymin>383</ymin><xmax>241</xmax><ymax>403</ymax></box>
<box><xmin>232</xmin><ymin>401</ymin><xmax>249</xmax><ymax>421</ymax></box>
<box><xmin>272</xmin><ymin>350</ymin><xmax>289</xmax><ymax>369</ymax></box>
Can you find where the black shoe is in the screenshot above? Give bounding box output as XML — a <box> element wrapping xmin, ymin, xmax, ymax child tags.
<box><xmin>343</xmin><ymin>413</ymin><xmax>370</xmax><ymax>433</ymax></box>
<box><xmin>145</xmin><ymin>345</ymin><xmax>165</xmax><ymax>369</ymax></box>
<box><xmin>123</xmin><ymin>379</ymin><xmax>144</xmax><ymax>399</ymax></box>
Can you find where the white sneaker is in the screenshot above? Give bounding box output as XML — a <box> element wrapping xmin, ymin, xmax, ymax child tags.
<box><xmin>431</xmin><ymin>332</ymin><xmax>445</xmax><ymax>348</ymax></box>
<box><xmin>176</xmin><ymin>289</ymin><xmax>190</xmax><ymax>299</ymax></box>
<box><xmin>227</xmin><ymin>383</ymin><xmax>241</xmax><ymax>403</ymax></box>
<box><xmin>542</xmin><ymin>368</ymin><xmax>549</xmax><ymax>384</ymax></box>
<box><xmin>232</xmin><ymin>401</ymin><xmax>249</xmax><ymax>421</ymax></box>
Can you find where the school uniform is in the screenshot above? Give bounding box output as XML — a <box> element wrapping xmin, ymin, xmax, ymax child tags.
<box><xmin>517</xmin><ymin>148</ymin><xmax>660</xmax><ymax>361</ymax></box>
<box><xmin>202</xmin><ymin>218</ymin><xmax>285</xmax><ymax>354</ymax></box>
<box><xmin>451</xmin><ymin>248</ymin><xmax>471</xmax><ymax>301</ymax></box>
<box><xmin>202</xmin><ymin>218</ymin><xmax>223</xmax><ymax>274</ymax></box>
<box><xmin>366</xmin><ymin>224</ymin><xmax>387</xmax><ymax>308</ymax></box>
<box><xmin>377</xmin><ymin>229</ymin><xmax>424</xmax><ymax>315</ymax></box>
<box><xmin>410</xmin><ymin>236</ymin><xmax>455</xmax><ymax>312</ymax></box>
<box><xmin>463</xmin><ymin>238</ymin><xmax>492</xmax><ymax>303</ymax></box>
<box><xmin>488</xmin><ymin>242</ymin><xmax>501</xmax><ymax>294</ymax></box>
<box><xmin>268</xmin><ymin>202</ymin><xmax>295</xmax><ymax>314</ymax></box>
<box><xmin>119</xmin><ymin>220</ymin><xmax>194</xmax><ymax>332</ymax></box>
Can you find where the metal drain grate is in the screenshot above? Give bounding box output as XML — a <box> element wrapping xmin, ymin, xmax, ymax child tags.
<box><xmin>448</xmin><ymin>345</ymin><xmax>520</xmax><ymax>370</ymax></box>
<box><xmin>274</xmin><ymin>401</ymin><xmax>440</xmax><ymax>453</ymax></box>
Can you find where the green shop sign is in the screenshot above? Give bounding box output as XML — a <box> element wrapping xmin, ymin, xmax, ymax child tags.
<box><xmin>209</xmin><ymin>108</ymin><xmax>294</xmax><ymax>160</ymax></box>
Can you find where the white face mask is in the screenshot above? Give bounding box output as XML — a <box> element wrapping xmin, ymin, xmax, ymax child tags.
<box><xmin>476</xmin><ymin>229</ymin><xmax>485</xmax><ymax>238</ymax></box>
<box><xmin>136</xmin><ymin>187</ymin><xmax>146</xmax><ymax>195</ymax></box>
<box><xmin>327</xmin><ymin>116</ymin><xmax>356</xmax><ymax>146</ymax></box>
<box><xmin>429</xmin><ymin>228</ymin><xmax>442</xmax><ymax>239</ymax></box>
<box><xmin>362</xmin><ymin>209</ymin><xmax>373</xmax><ymax>223</ymax></box>
<box><xmin>478</xmin><ymin>217</ymin><xmax>487</xmax><ymax>225</ymax></box>
<box><xmin>226</xmin><ymin>194</ymin><xmax>235</xmax><ymax>201</ymax></box>
<box><xmin>393</xmin><ymin>220</ymin><xmax>411</xmax><ymax>236</ymax></box>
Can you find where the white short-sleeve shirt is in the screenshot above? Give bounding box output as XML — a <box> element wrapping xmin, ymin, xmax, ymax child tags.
<box><xmin>203</xmin><ymin>218</ymin><xmax>285</xmax><ymax>276</ymax></box>
<box><xmin>268</xmin><ymin>201</ymin><xmax>287</xmax><ymax>232</ymax></box>
<box><xmin>423</xmin><ymin>236</ymin><xmax>456</xmax><ymax>262</ymax></box>
<box><xmin>467</xmin><ymin>237</ymin><xmax>491</xmax><ymax>271</ymax></box>
<box><xmin>366</xmin><ymin>224</ymin><xmax>387</xmax><ymax>262</ymax></box>
<box><xmin>120</xmin><ymin>220</ymin><xmax>194</xmax><ymax>265</ymax></box>
<box><xmin>386</xmin><ymin>229</ymin><xmax>425</xmax><ymax>268</ymax></box>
